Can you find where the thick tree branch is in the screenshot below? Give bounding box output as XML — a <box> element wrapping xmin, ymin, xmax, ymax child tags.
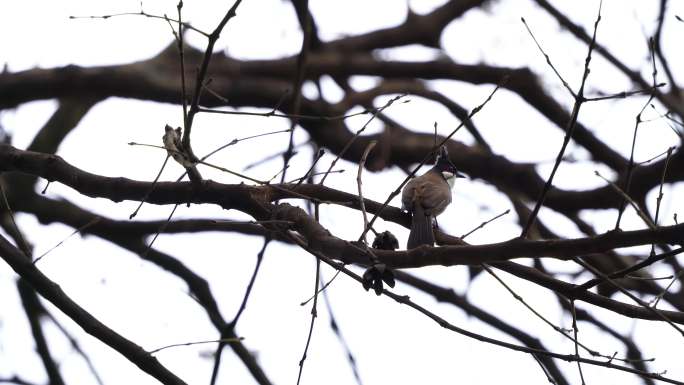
<box><xmin>4</xmin><ymin>143</ymin><xmax>684</xmax><ymax>270</ymax></box>
<box><xmin>0</xmin><ymin>235</ymin><xmax>188</xmax><ymax>385</ymax></box>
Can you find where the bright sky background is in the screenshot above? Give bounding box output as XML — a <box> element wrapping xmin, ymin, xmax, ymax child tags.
<box><xmin>2</xmin><ymin>0</ymin><xmax>684</xmax><ymax>384</ymax></box>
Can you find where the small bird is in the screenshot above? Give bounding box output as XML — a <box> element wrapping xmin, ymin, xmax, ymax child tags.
<box><xmin>162</xmin><ymin>125</ymin><xmax>202</xmax><ymax>182</ymax></box>
<box><xmin>401</xmin><ymin>146</ymin><xmax>465</xmax><ymax>249</ymax></box>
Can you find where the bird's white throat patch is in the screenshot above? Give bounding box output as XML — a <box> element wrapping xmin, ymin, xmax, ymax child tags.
<box><xmin>442</xmin><ymin>171</ymin><xmax>456</xmax><ymax>188</ymax></box>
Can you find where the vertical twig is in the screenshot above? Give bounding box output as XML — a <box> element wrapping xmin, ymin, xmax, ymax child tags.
<box><xmin>280</xmin><ymin>0</ymin><xmax>312</xmax><ymax>184</ymax></box>
<box><xmin>210</xmin><ymin>237</ymin><xmax>271</xmax><ymax>385</ymax></box>
<box><xmin>357</xmin><ymin>141</ymin><xmax>377</xmax><ymax>243</ymax></box>
<box><xmin>652</xmin><ymin>146</ymin><xmax>674</xmax><ymax>228</ymax></box>
<box><xmin>296</xmin><ymin>258</ymin><xmax>321</xmax><ymax>385</ymax></box>
<box><xmin>653</xmin><ymin>0</ymin><xmax>678</xmax><ymax>92</ymax></box>
<box><xmin>296</xmin><ymin>148</ymin><xmax>325</xmax><ymax>186</ymax></box>
<box><xmin>650</xmin><ymin>146</ymin><xmax>674</xmax><ymax>255</ymax></box>
<box><xmin>177</xmin><ymin>1</ymin><xmax>189</xmax><ymax>128</ymax></box>
<box><xmin>321</xmin><ymin>280</ymin><xmax>364</xmax><ymax>385</ymax></box>
<box><xmin>182</xmin><ymin>0</ymin><xmax>244</xmax><ymax>151</ymax></box>
<box><xmin>521</xmin><ymin>1</ymin><xmax>603</xmax><ymax>237</ymax></box>
<box><xmin>571</xmin><ymin>300</ymin><xmax>587</xmax><ymax>385</ymax></box>
<box><xmin>615</xmin><ymin>38</ymin><xmax>658</xmax><ymax>229</ymax></box>
<box><xmin>232</xmin><ymin>238</ymin><xmax>271</xmax><ymax>325</ymax></box>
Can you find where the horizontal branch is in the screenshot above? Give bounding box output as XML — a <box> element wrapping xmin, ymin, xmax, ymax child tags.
<box><xmin>4</xmin><ymin>143</ymin><xmax>684</xmax><ymax>268</ymax></box>
<box><xmin>0</xmin><ymin>50</ymin><xmax>628</xmax><ymax>172</ymax></box>
<box><xmin>5</xmin><ymin>55</ymin><xmax>682</xmax><ymax>214</ymax></box>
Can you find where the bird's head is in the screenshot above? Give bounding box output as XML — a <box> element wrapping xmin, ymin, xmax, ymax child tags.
<box><xmin>434</xmin><ymin>146</ymin><xmax>466</xmax><ymax>187</ymax></box>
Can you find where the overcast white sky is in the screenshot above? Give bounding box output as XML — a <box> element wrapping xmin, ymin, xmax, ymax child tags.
<box><xmin>2</xmin><ymin>0</ymin><xmax>684</xmax><ymax>384</ymax></box>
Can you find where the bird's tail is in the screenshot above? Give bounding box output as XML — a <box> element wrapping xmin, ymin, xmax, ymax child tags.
<box><xmin>407</xmin><ymin>204</ymin><xmax>435</xmax><ymax>249</ymax></box>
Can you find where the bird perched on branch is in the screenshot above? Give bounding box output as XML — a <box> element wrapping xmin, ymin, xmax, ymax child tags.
<box><xmin>162</xmin><ymin>124</ymin><xmax>202</xmax><ymax>183</ymax></box>
<box><xmin>401</xmin><ymin>146</ymin><xmax>465</xmax><ymax>249</ymax></box>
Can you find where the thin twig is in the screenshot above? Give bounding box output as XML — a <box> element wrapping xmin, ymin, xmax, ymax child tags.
<box><xmin>584</xmin><ymin>83</ymin><xmax>666</xmax><ymax>102</ymax></box>
<box><xmin>129</xmin><ymin>155</ymin><xmax>171</xmax><ymax>219</ymax></box>
<box><xmin>575</xmin><ymin>247</ymin><xmax>684</xmax><ymax>292</ymax></box>
<box><xmin>209</xmin><ymin>237</ymin><xmax>270</xmax><ymax>385</ymax></box>
<box><xmin>130</xmin><ymin>126</ymin><xmax>291</xmax><ymax>218</ymax></box>
<box><xmin>69</xmin><ymin>10</ymin><xmax>209</xmax><ymax>36</ymax></box>
<box><xmin>460</xmin><ymin>209</ymin><xmax>510</xmax><ymax>240</ymax></box>
<box><xmin>300</xmin><ymin>270</ymin><xmax>342</xmax><ymax>306</ymax></box>
<box><xmin>357</xmin><ymin>141</ymin><xmax>377</xmax><ymax>243</ymax></box>
<box><xmin>321</xmin><ymin>274</ymin><xmax>364</xmax><ymax>385</ymax></box>
<box><xmin>626</xmin><ymin>275</ymin><xmax>673</xmax><ymax>281</ymax></box>
<box><xmin>482</xmin><ymin>263</ymin><xmax>616</xmax><ymax>361</ymax></box>
<box><xmin>615</xmin><ymin>37</ymin><xmax>659</xmax><ymax>229</ymax></box>
<box><xmin>638</xmin><ymin>145</ymin><xmax>678</xmax><ymax>165</ymax></box>
<box><xmin>573</xmin><ymin>257</ymin><xmax>684</xmax><ymax>338</ymax></box>
<box><xmin>595</xmin><ymin>170</ymin><xmax>655</xmax><ymax>229</ymax></box>
<box><xmin>652</xmin><ymin>147</ymin><xmax>674</xmax><ymax>228</ymax></box>
<box><xmin>244</xmin><ymin>141</ymin><xmax>309</xmax><ymax>171</ymax></box>
<box><xmin>232</xmin><ymin>237</ymin><xmax>270</xmax><ymax>325</ymax></box>
<box><xmin>128</xmin><ymin>142</ymin><xmax>332</xmax><ymax>203</ymax></box>
<box><xmin>653</xmin><ymin>0</ymin><xmax>679</xmax><ymax>93</ymax></box>
<box><xmin>295</xmin><ymin>149</ymin><xmax>326</xmax><ymax>186</ymax></box>
<box><xmin>648</xmin><ymin>104</ymin><xmax>683</xmax><ymax>138</ymax></box>
<box><xmin>570</xmin><ymin>301</ymin><xmax>587</xmax><ymax>385</ymax></box>
<box><xmin>280</xmin><ymin>0</ymin><xmax>313</xmax><ymax>186</ymax></box>
<box><xmin>296</xmin><ymin>258</ymin><xmax>321</xmax><ymax>385</ymax></box>
<box><xmin>129</xmin><ymin>143</ymin><xmax>268</xmax><ymax>181</ymax></box>
<box><xmin>149</xmin><ymin>337</ymin><xmax>244</xmax><ymax>354</ymax></box>
<box><xmin>143</xmin><ymin>204</ymin><xmax>179</xmax><ymax>257</ymax></box>
<box><xmin>288</xmin><ymin>170</ymin><xmax>345</xmax><ymax>184</ymax></box>
<box><xmin>182</xmin><ymin>0</ymin><xmax>245</xmax><ymax>151</ymax></box>
<box><xmin>198</xmin><ymin>106</ymin><xmax>380</xmax><ymax>121</ymax></box>
<box><xmin>175</xmin><ymin>2</ymin><xmax>189</xmax><ymax>133</ymax></box>
<box><xmin>521</xmin><ymin>17</ymin><xmax>576</xmax><ymax>98</ymax></box>
<box><xmin>33</xmin><ymin>217</ymin><xmax>101</xmax><ymax>264</ymax></box>
<box><xmin>319</xmin><ymin>94</ymin><xmax>407</xmax><ymax>185</ymax></box>
<box><xmin>650</xmin><ymin>146</ymin><xmax>674</xmax><ymax>255</ymax></box>
<box><xmin>521</xmin><ymin>1</ymin><xmax>603</xmax><ymax>238</ymax></box>
<box><xmin>652</xmin><ymin>269</ymin><xmax>684</xmax><ymax>308</ymax></box>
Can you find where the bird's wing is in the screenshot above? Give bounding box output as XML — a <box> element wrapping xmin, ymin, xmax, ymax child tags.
<box><xmin>401</xmin><ymin>179</ymin><xmax>417</xmax><ymax>211</ymax></box>
<box><xmin>416</xmin><ymin>180</ymin><xmax>452</xmax><ymax>215</ymax></box>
